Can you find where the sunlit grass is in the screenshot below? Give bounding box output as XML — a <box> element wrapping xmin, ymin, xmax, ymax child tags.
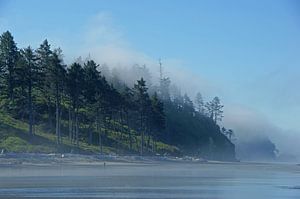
<box><xmin>0</xmin><ymin>111</ymin><xmax>178</xmax><ymax>155</ymax></box>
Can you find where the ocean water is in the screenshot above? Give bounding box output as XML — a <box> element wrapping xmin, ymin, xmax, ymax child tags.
<box><xmin>0</xmin><ymin>162</ymin><xmax>299</xmax><ymax>198</ymax></box>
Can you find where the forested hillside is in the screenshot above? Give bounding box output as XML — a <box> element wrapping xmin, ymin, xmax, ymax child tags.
<box><xmin>0</xmin><ymin>31</ymin><xmax>235</xmax><ymax>160</ymax></box>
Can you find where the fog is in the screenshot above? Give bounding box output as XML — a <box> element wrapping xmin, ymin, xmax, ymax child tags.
<box><xmin>1</xmin><ymin>163</ymin><xmax>299</xmax><ymax>198</ymax></box>
<box><xmin>60</xmin><ymin>12</ymin><xmax>300</xmax><ymax>162</ymax></box>
<box><xmin>223</xmin><ymin>105</ymin><xmax>300</xmax><ymax>161</ymax></box>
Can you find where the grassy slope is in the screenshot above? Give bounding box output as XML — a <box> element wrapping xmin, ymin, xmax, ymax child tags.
<box><xmin>0</xmin><ymin>111</ymin><xmax>179</xmax><ymax>155</ymax></box>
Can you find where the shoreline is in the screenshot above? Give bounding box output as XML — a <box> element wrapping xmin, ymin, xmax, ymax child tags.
<box><xmin>0</xmin><ymin>152</ymin><xmax>213</xmax><ymax>167</ymax></box>
<box><xmin>1</xmin><ymin>152</ymin><xmax>292</xmax><ymax>167</ymax></box>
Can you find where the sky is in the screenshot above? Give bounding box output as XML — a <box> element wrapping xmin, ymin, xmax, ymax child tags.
<box><xmin>1</xmin><ymin>0</ymin><xmax>300</xmax><ymax>157</ymax></box>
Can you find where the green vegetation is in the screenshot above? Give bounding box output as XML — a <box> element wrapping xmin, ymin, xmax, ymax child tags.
<box><xmin>0</xmin><ymin>111</ymin><xmax>178</xmax><ymax>155</ymax></box>
<box><xmin>0</xmin><ymin>31</ymin><xmax>235</xmax><ymax>160</ymax></box>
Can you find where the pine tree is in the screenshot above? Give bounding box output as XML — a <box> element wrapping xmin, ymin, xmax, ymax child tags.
<box><xmin>151</xmin><ymin>92</ymin><xmax>165</xmax><ymax>151</ymax></box>
<box><xmin>83</xmin><ymin>60</ymin><xmax>101</xmax><ymax>144</ymax></box>
<box><xmin>19</xmin><ymin>47</ymin><xmax>38</xmax><ymax>135</ymax></box>
<box><xmin>183</xmin><ymin>93</ymin><xmax>194</xmax><ymax>114</ymax></box>
<box><xmin>158</xmin><ymin>60</ymin><xmax>171</xmax><ymax>101</ymax></box>
<box><xmin>121</xmin><ymin>86</ymin><xmax>135</xmax><ymax>150</ymax></box>
<box><xmin>0</xmin><ymin>31</ymin><xmax>19</xmax><ymax>102</ymax></box>
<box><xmin>195</xmin><ymin>92</ymin><xmax>204</xmax><ymax>114</ymax></box>
<box><xmin>66</xmin><ymin>62</ymin><xmax>84</xmax><ymax>146</ymax></box>
<box><xmin>36</xmin><ymin>40</ymin><xmax>54</xmax><ymax>129</ymax></box>
<box><xmin>205</xmin><ymin>96</ymin><xmax>224</xmax><ymax>123</ymax></box>
<box><xmin>134</xmin><ymin>78</ymin><xmax>151</xmax><ymax>155</ymax></box>
<box><xmin>51</xmin><ymin>49</ymin><xmax>66</xmax><ymax>144</ymax></box>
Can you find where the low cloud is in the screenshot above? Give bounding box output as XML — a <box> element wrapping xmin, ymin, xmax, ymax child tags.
<box><xmin>223</xmin><ymin>104</ymin><xmax>300</xmax><ymax>160</ymax></box>
<box><xmin>79</xmin><ymin>12</ymin><xmax>221</xmax><ymax>99</ymax></box>
<box><xmin>83</xmin><ymin>12</ymin><xmax>126</xmax><ymax>48</ymax></box>
<box><xmin>77</xmin><ymin>12</ymin><xmax>299</xmax><ymax>161</ymax></box>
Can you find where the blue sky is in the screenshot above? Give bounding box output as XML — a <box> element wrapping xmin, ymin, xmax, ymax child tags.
<box><xmin>1</xmin><ymin>0</ymin><xmax>300</xmax><ymax>139</ymax></box>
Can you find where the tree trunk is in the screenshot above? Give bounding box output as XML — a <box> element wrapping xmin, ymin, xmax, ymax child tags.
<box><xmin>76</xmin><ymin>112</ymin><xmax>79</xmax><ymax>147</ymax></box>
<box><xmin>126</xmin><ymin>112</ymin><xmax>132</xmax><ymax>151</ymax></box>
<box><xmin>88</xmin><ymin>124</ymin><xmax>92</xmax><ymax>145</ymax></box>
<box><xmin>140</xmin><ymin>112</ymin><xmax>144</xmax><ymax>156</ymax></box>
<box><xmin>68</xmin><ymin>107</ymin><xmax>72</xmax><ymax>140</ymax></box>
<box><xmin>129</xmin><ymin>132</ymin><xmax>132</xmax><ymax>151</ymax></box>
<box><xmin>96</xmin><ymin>114</ymin><xmax>103</xmax><ymax>154</ymax></box>
<box><xmin>71</xmin><ymin>108</ymin><xmax>75</xmax><ymax>144</ymax></box>
<box><xmin>59</xmin><ymin>101</ymin><xmax>62</xmax><ymax>144</ymax></box>
<box><xmin>28</xmin><ymin>80</ymin><xmax>33</xmax><ymax>135</ymax></box>
<box><xmin>32</xmin><ymin>108</ymin><xmax>35</xmax><ymax>135</ymax></box>
<box><xmin>141</xmin><ymin>131</ymin><xmax>144</xmax><ymax>156</ymax></box>
<box><xmin>152</xmin><ymin>138</ymin><xmax>155</xmax><ymax>153</ymax></box>
<box><xmin>47</xmin><ymin>96</ymin><xmax>52</xmax><ymax>129</ymax></box>
<box><xmin>147</xmin><ymin>134</ymin><xmax>150</xmax><ymax>150</ymax></box>
<box><xmin>56</xmin><ymin>99</ymin><xmax>59</xmax><ymax>144</ymax></box>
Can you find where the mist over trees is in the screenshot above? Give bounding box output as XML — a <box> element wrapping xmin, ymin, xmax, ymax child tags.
<box><xmin>0</xmin><ymin>31</ymin><xmax>235</xmax><ymax>160</ymax></box>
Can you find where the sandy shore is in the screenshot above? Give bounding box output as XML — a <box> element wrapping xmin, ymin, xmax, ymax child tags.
<box><xmin>0</xmin><ymin>153</ymin><xmax>208</xmax><ymax>166</ymax></box>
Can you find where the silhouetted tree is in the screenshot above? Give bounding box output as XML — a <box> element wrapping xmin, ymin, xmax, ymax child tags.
<box><xmin>205</xmin><ymin>96</ymin><xmax>224</xmax><ymax>123</ymax></box>
<box><xmin>195</xmin><ymin>92</ymin><xmax>204</xmax><ymax>114</ymax></box>
<box><xmin>151</xmin><ymin>92</ymin><xmax>165</xmax><ymax>151</ymax></box>
<box><xmin>66</xmin><ymin>62</ymin><xmax>84</xmax><ymax>146</ymax></box>
<box><xmin>82</xmin><ymin>60</ymin><xmax>101</xmax><ymax>144</ymax></box>
<box><xmin>134</xmin><ymin>78</ymin><xmax>151</xmax><ymax>155</ymax></box>
<box><xmin>51</xmin><ymin>49</ymin><xmax>66</xmax><ymax>144</ymax></box>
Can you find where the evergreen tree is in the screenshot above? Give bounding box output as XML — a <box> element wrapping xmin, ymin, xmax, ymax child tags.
<box><xmin>66</xmin><ymin>62</ymin><xmax>84</xmax><ymax>146</ymax></box>
<box><xmin>36</xmin><ymin>40</ymin><xmax>54</xmax><ymax>128</ymax></box>
<box><xmin>222</xmin><ymin>127</ymin><xmax>234</xmax><ymax>141</ymax></box>
<box><xmin>19</xmin><ymin>47</ymin><xmax>38</xmax><ymax>135</ymax></box>
<box><xmin>205</xmin><ymin>96</ymin><xmax>224</xmax><ymax>123</ymax></box>
<box><xmin>195</xmin><ymin>92</ymin><xmax>204</xmax><ymax>114</ymax></box>
<box><xmin>159</xmin><ymin>77</ymin><xmax>171</xmax><ymax>101</ymax></box>
<box><xmin>134</xmin><ymin>78</ymin><xmax>151</xmax><ymax>155</ymax></box>
<box><xmin>151</xmin><ymin>92</ymin><xmax>165</xmax><ymax>149</ymax></box>
<box><xmin>82</xmin><ymin>60</ymin><xmax>101</xmax><ymax>144</ymax></box>
<box><xmin>0</xmin><ymin>31</ymin><xmax>19</xmax><ymax>102</ymax></box>
<box><xmin>158</xmin><ymin>60</ymin><xmax>170</xmax><ymax>101</ymax></box>
<box><xmin>121</xmin><ymin>86</ymin><xmax>135</xmax><ymax>150</ymax></box>
<box><xmin>83</xmin><ymin>60</ymin><xmax>101</xmax><ymax>104</ymax></box>
<box><xmin>51</xmin><ymin>49</ymin><xmax>66</xmax><ymax>144</ymax></box>
<box><xmin>183</xmin><ymin>93</ymin><xmax>194</xmax><ymax>114</ymax></box>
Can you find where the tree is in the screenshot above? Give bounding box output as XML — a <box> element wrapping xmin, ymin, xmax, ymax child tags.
<box><xmin>83</xmin><ymin>60</ymin><xmax>101</xmax><ymax>103</ymax></box>
<box><xmin>227</xmin><ymin>129</ymin><xmax>234</xmax><ymax>140</ymax></box>
<box><xmin>151</xmin><ymin>92</ymin><xmax>165</xmax><ymax>150</ymax></box>
<box><xmin>158</xmin><ymin>60</ymin><xmax>171</xmax><ymax>101</ymax></box>
<box><xmin>0</xmin><ymin>31</ymin><xmax>19</xmax><ymax>102</ymax></box>
<box><xmin>36</xmin><ymin>40</ymin><xmax>54</xmax><ymax>128</ymax></box>
<box><xmin>82</xmin><ymin>60</ymin><xmax>101</xmax><ymax>144</ymax></box>
<box><xmin>66</xmin><ymin>62</ymin><xmax>84</xmax><ymax>146</ymax></box>
<box><xmin>205</xmin><ymin>96</ymin><xmax>224</xmax><ymax>123</ymax></box>
<box><xmin>222</xmin><ymin>127</ymin><xmax>234</xmax><ymax>141</ymax></box>
<box><xmin>121</xmin><ymin>86</ymin><xmax>135</xmax><ymax>150</ymax></box>
<box><xmin>19</xmin><ymin>47</ymin><xmax>38</xmax><ymax>135</ymax></box>
<box><xmin>134</xmin><ymin>78</ymin><xmax>151</xmax><ymax>155</ymax></box>
<box><xmin>51</xmin><ymin>49</ymin><xmax>66</xmax><ymax>144</ymax></box>
<box><xmin>195</xmin><ymin>92</ymin><xmax>204</xmax><ymax>114</ymax></box>
<box><xmin>183</xmin><ymin>93</ymin><xmax>194</xmax><ymax>114</ymax></box>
